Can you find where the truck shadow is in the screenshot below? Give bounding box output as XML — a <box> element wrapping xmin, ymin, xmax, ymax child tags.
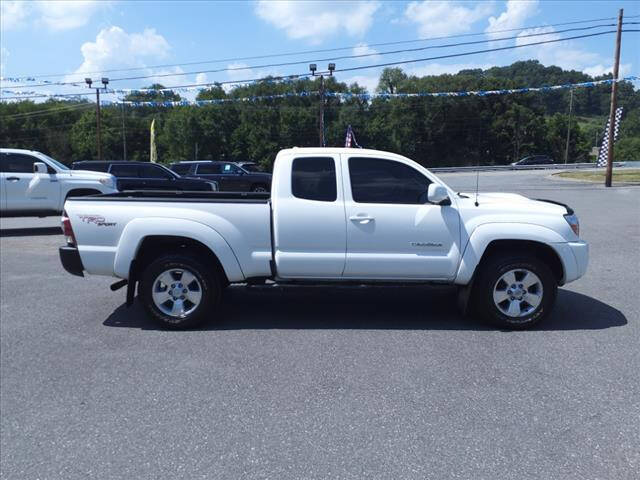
<box><xmin>103</xmin><ymin>285</ymin><xmax>627</xmax><ymax>332</ymax></box>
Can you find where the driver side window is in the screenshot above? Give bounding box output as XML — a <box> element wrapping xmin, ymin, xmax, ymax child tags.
<box><xmin>348</xmin><ymin>157</ymin><xmax>431</xmax><ymax>204</ymax></box>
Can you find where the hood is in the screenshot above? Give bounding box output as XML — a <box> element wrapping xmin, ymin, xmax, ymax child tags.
<box><xmin>61</xmin><ymin>169</ymin><xmax>114</xmax><ymax>179</ymax></box>
<box><xmin>459</xmin><ymin>192</ymin><xmax>569</xmax><ymax>215</ymax></box>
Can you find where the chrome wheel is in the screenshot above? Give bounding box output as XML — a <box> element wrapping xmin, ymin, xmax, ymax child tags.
<box><xmin>151</xmin><ymin>268</ymin><xmax>202</xmax><ymax>318</ymax></box>
<box><xmin>492</xmin><ymin>269</ymin><xmax>543</xmax><ymax>319</ymax></box>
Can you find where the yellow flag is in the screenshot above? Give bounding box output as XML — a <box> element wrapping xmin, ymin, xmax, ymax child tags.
<box><xmin>150</xmin><ymin>118</ymin><xmax>157</xmax><ymax>163</ymax></box>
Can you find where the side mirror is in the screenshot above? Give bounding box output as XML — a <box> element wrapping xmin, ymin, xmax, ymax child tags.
<box><xmin>427</xmin><ymin>184</ymin><xmax>450</xmax><ymax>205</ymax></box>
<box><xmin>33</xmin><ymin>162</ymin><xmax>48</xmax><ymax>174</ymax></box>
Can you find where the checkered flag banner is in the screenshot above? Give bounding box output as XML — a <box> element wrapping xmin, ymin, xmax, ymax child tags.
<box><xmin>597</xmin><ymin>107</ymin><xmax>624</xmax><ymax>167</ymax></box>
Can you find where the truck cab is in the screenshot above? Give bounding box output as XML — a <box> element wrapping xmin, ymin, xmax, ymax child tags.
<box><xmin>0</xmin><ymin>149</ymin><xmax>117</xmax><ymax>216</ymax></box>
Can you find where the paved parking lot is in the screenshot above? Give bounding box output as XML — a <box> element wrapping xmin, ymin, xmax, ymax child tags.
<box><xmin>1</xmin><ymin>170</ymin><xmax>639</xmax><ymax>479</ymax></box>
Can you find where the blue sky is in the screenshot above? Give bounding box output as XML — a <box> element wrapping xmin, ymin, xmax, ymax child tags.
<box><xmin>1</xmin><ymin>0</ymin><xmax>638</xmax><ymax>101</ymax></box>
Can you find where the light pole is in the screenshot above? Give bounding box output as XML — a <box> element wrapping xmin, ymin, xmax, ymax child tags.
<box><xmin>85</xmin><ymin>77</ymin><xmax>109</xmax><ymax>160</ymax></box>
<box><xmin>310</xmin><ymin>63</ymin><xmax>335</xmax><ymax>147</ymax></box>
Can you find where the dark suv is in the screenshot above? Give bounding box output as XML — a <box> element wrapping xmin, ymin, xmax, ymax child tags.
<box><xmin>71</xmin><ymin>161</ymin><xmax>218</xmax><ymax>191</ymax></box>
<box><xmin>169</xmin><ymin>161</ymin><xmax>271</xmax><ymax>192</ymax></box>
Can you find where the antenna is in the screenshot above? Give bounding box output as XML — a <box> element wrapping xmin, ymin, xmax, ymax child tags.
<box><xmin>474</xmin><ymin>151</ymin><xmax>483</xmax><ymax>207</ymax></box>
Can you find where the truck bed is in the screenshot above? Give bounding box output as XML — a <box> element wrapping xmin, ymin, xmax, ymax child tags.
<box><xmin>78</xmin><ymin>190</ymin><xmax>271</xmax><ymax>203</ymax></box>
<box><xmin>65</xmin><ymin>191</ymin><xmax>273</xmax><ymax>281</ymax></box>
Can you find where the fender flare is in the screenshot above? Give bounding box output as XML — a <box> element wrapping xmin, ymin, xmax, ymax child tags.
<box><xmin>454</xmin><ymin>223</ymin><xmax>571</xmax><ymax>285</ymax></box>
<box><xmin>113</xmin><ymin>217</ymin><xmax>245</xmax><ymax>282</ymax></box>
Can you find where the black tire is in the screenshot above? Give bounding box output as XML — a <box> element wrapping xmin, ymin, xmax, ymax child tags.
<box><xmin>472</xmin><ymin>253</ymin><xmax>557</xmax><ymax>330</ymax></box>
<box><xmin>139</xmin><ymin>253</ymin><xmax>220</xmax><ymax>329</ymax></box>
<box><xmin>251</xmin><ymin>184</ymin><xmax>268</xmax><ymax>193</ymax></box>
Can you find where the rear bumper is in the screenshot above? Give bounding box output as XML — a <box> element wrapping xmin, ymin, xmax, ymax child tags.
<box><xmin>59</xmin><ymin>246</ymin><xmax>84</xmax><ymax>277</ymax></box>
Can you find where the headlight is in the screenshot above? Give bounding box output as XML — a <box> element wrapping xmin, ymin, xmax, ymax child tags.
<box><xmin>564</xmin><ymin>213</ymin><xmax>579</xmax><ymax>237</ymax></box>
<box><xmin>99</xmin><ymin>177</ymin><xmax>115</xmax><ymax>188</ymax></box>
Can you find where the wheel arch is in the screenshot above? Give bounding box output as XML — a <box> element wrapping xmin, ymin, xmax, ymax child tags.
<box><xmin>113</xmin><ymin>217</ymin><xmax>244</xmax><ymax>282</ymax></box>
<box><xmin>455</xmin><ymin>224</ymin><xmax>568</xmax><ymax>286</ymax></box>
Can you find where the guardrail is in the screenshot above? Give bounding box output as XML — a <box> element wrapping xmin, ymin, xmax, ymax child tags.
<box><xmin>430</xmin><ymin>162</ymin><xmax>626</xmax><ymax>173</ymax></box>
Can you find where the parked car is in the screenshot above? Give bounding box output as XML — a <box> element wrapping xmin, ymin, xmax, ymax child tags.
<box><xmin>0</xmin><ymin>148</ymin><xmax>117</xmax><ymax>216</ymax></box>
<box><xmin>60</xmin><ymin>147</ymin><xmax>588</xmax><ymax>330</ymax></box>
<box><xmin>236</xmin><ymin>161</ymin><xmax>266</xmax><ymax>173</ymax></box>
<box><xmin>511</xmin><ymin>155</ymin><xmax>554</xmax><ymax>166</ymax></box>
<box><xmin>168</xmin><ymin>160</ymin><xmax>271</xmax><ymax>192</ymax></box>
<box><xmin>71</xmin><ymin>161</ymin><xmax>218</xmax><ymax>192</ymax></box>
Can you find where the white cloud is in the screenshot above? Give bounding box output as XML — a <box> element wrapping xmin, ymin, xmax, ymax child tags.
<box><xmin>342</xmin><ymin>74</ymin><xmax>380</xmax><ymax>93</ymax></box>
<box><xmin>408</xmin><ymin>62</ymin><xmax>492</xmax><ymax>76</ymax></box>
<box><xmin>68</xmin><ymin>26</ymin><xmax>171</xmax><ymax>82</ymax></box>
<box><xmin>0</xmin><ymin>47</ymin><xmax>9</xmax><ymax>72</ymax></box>
<box><xmin>485</xmin><ymin>0</ymin><xmax>538</xmax><ymax>39</ymax></box>
<box><xmin>404</xmin><ymin>1</ymin><xmax>494</xmax><ymax>37</ymax></box>
<box><xmin>255</xmin><ymin>0</ymin><xmax>380</xmax><ymax>43</ymax></box>
<box><xmin>352</xmin><ymin>43</ymin><xmax>380</xmax><ymax>61</ymax></box>
<box><xmin>0</xmin><ymin>1</ymin><xmax>31</xmax><ymax>30</ymax></box>
<box><xmin>583</xmin><ymin>63</ymin><xmax>632</xmax><ymax>78</ymax></box>
<box><xmin>0</xmin><ymin>1</ymin><xmax>107</xmax><ymax>31</ymax></box>
<box><xmin>226</xmin><ymin>63</ymin><xmax>253</xmax><ymax>81</ymax></box>
<box><xmin>195</xmin><ymin>73</ymin><xmax>208</xmax><ymax>84</ymax></box>
<box><xmin>36</xmin><ymin>1</ymin><xmax>106</xmax><ymax>31</ymax></box>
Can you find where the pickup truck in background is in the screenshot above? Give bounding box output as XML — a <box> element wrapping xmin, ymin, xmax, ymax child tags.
<box><xmin>59</xmin><ymin>148</ymin><xmax>588</xmax><ymax>330</ymax></box>
<box><xmin>71</xmin><ymin>161</ymin><xmax>219</xmax><ymax>192</ymax></box>
<box><xmin>1</xmin><ymin>148</ymin><xmax>118</xmax><ymax>216</ymax></box>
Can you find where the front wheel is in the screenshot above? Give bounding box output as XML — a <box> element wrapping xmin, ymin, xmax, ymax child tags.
<box><xmin>472</xmin><ymin>253</ymin><xmax>557</xmax><ymax>329</ymax></box>
<box><xmin>139</xmin><ymin>254</ymin><xmax>220</xmax><ymax>329</ymax></box>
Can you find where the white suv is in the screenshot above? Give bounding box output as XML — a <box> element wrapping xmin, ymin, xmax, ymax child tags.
<box><xmin>0</xmin><ymin>148</ymin><xmax>118</xmax><ymax>216</ymax></box>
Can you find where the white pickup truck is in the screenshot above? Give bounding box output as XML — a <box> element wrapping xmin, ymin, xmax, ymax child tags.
<box><xmin>1</xmin><ymin>148</ymin><xmax>118</xmax><ymax>216</ymax></box>
<box><xmin>59</xmin><ymin>147</ymin><xmax>588</xmax><ymax>329</ymax></box>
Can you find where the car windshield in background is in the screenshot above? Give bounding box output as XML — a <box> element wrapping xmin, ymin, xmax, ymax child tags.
<box><xmin>41</xmin><ymin>154</ymin><xmax>70</xmax><ymax>170</ymax></box>
<box><xmin>241</xmin><ymin>163</ymin><xmax>264</xmax><ymax>172</ymax></box>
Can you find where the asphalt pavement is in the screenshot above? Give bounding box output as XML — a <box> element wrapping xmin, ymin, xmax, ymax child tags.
<box><xmin>1</xmin><ymin>170</ymin><xmax>639</xmax><ymax>479</ymax></box>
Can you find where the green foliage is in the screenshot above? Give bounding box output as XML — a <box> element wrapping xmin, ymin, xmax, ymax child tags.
<box><xmin>2</xmin><ymin>61</ymin><xmax>639</xmax><ymax>167</ymax></box>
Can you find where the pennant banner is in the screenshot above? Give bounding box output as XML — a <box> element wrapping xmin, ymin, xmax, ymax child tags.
<box><xmin>2</xmin><ymin>76</ymin><xmax>638</xmax><ymax>106</ymax></box>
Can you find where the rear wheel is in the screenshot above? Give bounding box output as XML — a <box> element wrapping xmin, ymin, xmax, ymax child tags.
<box><xmin>472</xmin><ymin>253</ymin><xmax>557</xmax><ymax>329</ymax></box>
<box><xmin>139</xmin><ymin>253</ymin><xmax>220</xmax><ymax>329</ymax></box>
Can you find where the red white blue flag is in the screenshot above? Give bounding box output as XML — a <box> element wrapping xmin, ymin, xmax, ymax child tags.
<box><xmin>344</xmin><ymin>125</ymin><xmax>361</xmax><ymax>148</ymax></box>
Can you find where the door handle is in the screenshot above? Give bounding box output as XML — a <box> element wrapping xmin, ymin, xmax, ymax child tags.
<box><xmin>6</xmin><ymin>177</ymin><xmax>20</xmax><ymax>181</ymax></box>
<box><xmin>349</xmin><ymin>215</ymin><xmax>375</xmax><ymax>224</ymax></box>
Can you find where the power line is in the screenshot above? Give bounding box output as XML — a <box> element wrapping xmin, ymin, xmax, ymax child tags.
<box><xmin>8</xmin><ymin>13</ymin><xmax>640</xmax><ymax>80</ymax></box>
<box><xmin>4</xmin><ymin>23</ymin><xmax>630</xmax><ymax>89</ymax></box>
<box><xmin>2</xmin><ymin>30</ymin><xmax>638</xmax><ymax>101</ymax></box>
<box><xmin>335</xmin><ymin>30</ymin><xmax>638</xmax><ymax>74</ymax></box>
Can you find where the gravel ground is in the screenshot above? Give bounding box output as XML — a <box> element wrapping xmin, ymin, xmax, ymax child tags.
<box><xmin>1</xmin><ymin>169</ymin><xmax>639</xmax><ymax>479</ymax></box>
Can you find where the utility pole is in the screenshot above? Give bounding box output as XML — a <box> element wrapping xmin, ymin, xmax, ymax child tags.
<box><xmin>605</xmin><ymin>8</ymin><xmax>623</xmax><ymax>187</ymax></box>
<box><xmin>564</xmin><ymin>88</ymin><xmax>574</xmax><ymax>164</ymax></box>
<box><xmin>121</xmin><ymin>100</ymin><xmax>127</xmax><ymax>161</ymax></box>
<box><xmin>85</xmin><ymin>77</ymin><xmax>109</xmax><ymax>160</ymax></box>
<box><xmin>310</xmin><ymin>63</ymin><xmax>335</xmax><ymax>147</ymax></box>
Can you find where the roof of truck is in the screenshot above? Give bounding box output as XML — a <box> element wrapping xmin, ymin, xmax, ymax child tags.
<box><xmin>281</xmin><ymin>147</ymin><xmax>409</xmax><ymax>159</ymax></box>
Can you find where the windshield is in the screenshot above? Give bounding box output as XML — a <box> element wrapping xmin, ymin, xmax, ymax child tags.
<box><xmin>39</xmin><ymin>153</ymin><xmax>70</xmax><ymax>170</ymax></box>
<box><xmin>242</xmin><ymin>163</ymin><xmax>264</xmax><ymax>172</ymax></box>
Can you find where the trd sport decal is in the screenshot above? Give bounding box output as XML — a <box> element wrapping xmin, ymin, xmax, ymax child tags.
<box><xmin>78</xmin><ymin>215</ymin><xmax>117</xmax><ymax>227</ymax></box>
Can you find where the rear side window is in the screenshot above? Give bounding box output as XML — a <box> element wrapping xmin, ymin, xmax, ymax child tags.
<box><xmin>1</xmin><ymin>153</ymin><xmax>36</xmax><ymax>173</ymax></box>
<box><xmin>348</xmin><ymin>157</ymin><xmax>431</xmax><ymax>204</ymax></box>
<box><xmin>196</xmin><ymin>164</ymin><xmax>220</xmax><ymax>174</ymax></box>
<box><xmin>110</xmin><ymin>164</ymin><xmax>139</xmax><ymax>177</ymax></box>
<box><xmin>171</xmin><ymin>164</ymin><xmax>191</xmax><ymax>175</ymax></box>
<box><xmin>140</xmin><ymin>164</ymin><xmax>172</xmax><ymax>179</ymax></box>
<box><xmin>291</xmin><ymin>157</ymin><xmax>337</xmax><ymax>202</ymax></box>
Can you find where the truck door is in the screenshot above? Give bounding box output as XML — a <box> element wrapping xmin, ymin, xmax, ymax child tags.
<box><xmin>2</xmin><ymin>153</ymin><xmax>58</xmax><ymax>211</ymax></box>
<box><xmin>272</xmin><ymin>154</ymin><xmax>346</xmax><ymax>278</ymax></box>
<box><xmin>342</xmin><ymin>155</ymin><xmax>461</xmax><ymax>280</ymax></box>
